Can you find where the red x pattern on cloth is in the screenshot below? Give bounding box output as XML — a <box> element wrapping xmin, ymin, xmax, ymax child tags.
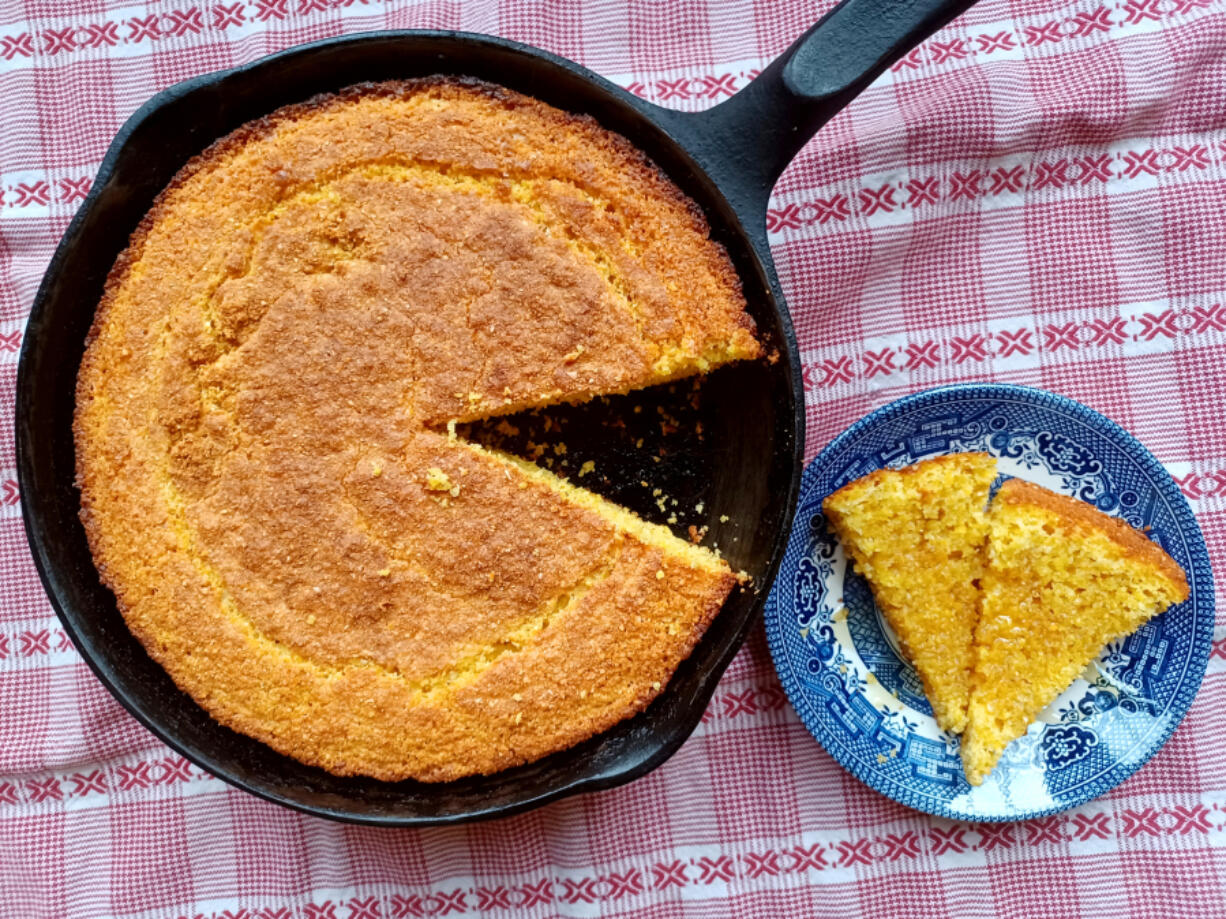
<box><xmin>3</xmin><ymin>1</ymin><xmax>1226</xmax><ymax>916</ymax></box>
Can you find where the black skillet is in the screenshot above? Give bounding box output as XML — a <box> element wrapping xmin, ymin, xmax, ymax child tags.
<box><xmin>16</xmin><ymin>0</ymin><xmax>976</xmax><ymax>825</ymax></box>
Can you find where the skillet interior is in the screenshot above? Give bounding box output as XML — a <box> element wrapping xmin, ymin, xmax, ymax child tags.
<box><xmin>16</xmin><ymin>31</ymin><xmax>802</xmax><ymax>825</ymax></box>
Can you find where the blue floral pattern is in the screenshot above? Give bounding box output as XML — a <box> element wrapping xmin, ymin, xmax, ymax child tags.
<box><xmin>1039</xmin><ymin>725</ymin><xmax>1099</xmax><ymax>770</ymax></box>
<box><xmin>763</xmin><ymin>384</ymin><xmax>1214</xmax><ymax>821</ymax></box>
<box><xmin>1036</xmin><ymin>431</ymin><xmax>1102</xmax><ymax>477</ymax></box>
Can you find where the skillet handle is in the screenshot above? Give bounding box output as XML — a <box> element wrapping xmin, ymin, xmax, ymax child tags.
<box><xmin>675</xmin><ymin>0</ymin><xmax>978</xmax><ymax>221</ymax></box>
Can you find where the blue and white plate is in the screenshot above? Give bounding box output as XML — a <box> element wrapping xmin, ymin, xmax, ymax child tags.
<box><xmin>764</xmin><ymin>383</ymin><xmax>1214</xmax><ymax>821</ymax></box>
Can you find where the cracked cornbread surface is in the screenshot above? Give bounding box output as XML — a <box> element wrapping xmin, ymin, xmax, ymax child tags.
<box><xmin>962</xmin><ymin>478</ymin><xmax>1189</xmax><ymax>785</ymax></box>
<box><xmin>73</xmin><ymin>79</ymin><xmax>759</xmax><ymax>782</ymax></box>
<box><xmin>822</xmin><ymin>453</ymin><xmax>996</xmax><ymax>734</ymax></box>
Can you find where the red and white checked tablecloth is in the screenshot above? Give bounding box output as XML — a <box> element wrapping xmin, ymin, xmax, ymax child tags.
<box><xmin>2</xmin><ymin>0</ymin><xmax>1226</xmax><ymax>916</ymax></box>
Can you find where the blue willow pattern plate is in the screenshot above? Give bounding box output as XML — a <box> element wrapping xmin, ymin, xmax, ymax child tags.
<box><xmin>764</xmin><ymin>384</ymin><xmax>1214</xmax><ymax>821</ymax></box>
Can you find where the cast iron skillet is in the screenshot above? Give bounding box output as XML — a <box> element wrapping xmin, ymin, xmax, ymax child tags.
<box><xmin>16</xmin><ymin>0</ymin><xmax>976</xmax><ymax>825</ymax></box>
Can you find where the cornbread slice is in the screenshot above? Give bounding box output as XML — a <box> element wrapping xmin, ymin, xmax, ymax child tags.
<box><xmin>962</xmin><ymin>479</ymin><xmax>1189</xmax><ymax>785</ymax></box>
<box><xmin>822</xmin><ymin>453</ymin><xmax>996</xmax><ymax>734</ymax></box>
<box><xmin>74</xmin><ymin>79</ymin><xmax>759</xmax><ymax>782</ymax></box>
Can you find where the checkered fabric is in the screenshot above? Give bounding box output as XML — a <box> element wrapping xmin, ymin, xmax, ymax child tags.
<box><xmin>2</xmin><ymin>0</ymin><xmax>1226</xmax><ymax>916</ymax></box>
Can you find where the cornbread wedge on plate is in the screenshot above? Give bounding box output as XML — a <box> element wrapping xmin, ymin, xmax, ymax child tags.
<box><xmin>822</xmin><ymin>453</ymin><xmax>996</xmax><ymax>734</ymax></box>
<box><xmin>962</xmin><ymin>478</ymin><xmax>1190</xmax><ymax>785</ymax></box>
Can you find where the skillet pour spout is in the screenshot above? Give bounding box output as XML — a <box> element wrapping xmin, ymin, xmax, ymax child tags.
<box><xmin>17</xmin><ymin>0</ymin><xmax>977</xmax><ymax>825</ymax></box>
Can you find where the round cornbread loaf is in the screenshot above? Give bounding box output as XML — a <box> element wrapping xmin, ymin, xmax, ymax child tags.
<box><xmin>74</xmin><ymin>79</ymin><xmax>758</xmax><ymax>781</ymax></box>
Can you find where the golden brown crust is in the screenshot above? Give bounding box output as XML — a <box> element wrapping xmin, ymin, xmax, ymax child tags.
<box><xmin>822</xmin><ymin>452</ymin><xmax>995</xmax><ymax>512</ymax></box>
<box><xmin>75</xmin><ymin>78</ymin><xmax>752</xmax><ymax>781</ymax></box>
<box><xmin>996</xmin><ymin>478</ymin><xmax>1189</xmax><ymax>598</ymax></box>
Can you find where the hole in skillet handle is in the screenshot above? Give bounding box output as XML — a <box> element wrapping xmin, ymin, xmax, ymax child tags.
<box><xmin>18</xmin><ymin>0</ymin><xmax>978</xmax><ymax>824</ymax></box>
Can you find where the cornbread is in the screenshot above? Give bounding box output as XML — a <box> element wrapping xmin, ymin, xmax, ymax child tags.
<box><xmin>962</xmin><ymin>479</ymin><xmax>1189</xmax><ymax>785</ymax></box>
<box><xmin>74</xmin><ymin>79</ymin><xmax>761</xmax><ymax>782</ymax></box>
<box><xmin>822</xmin><ymin>453</ymin><xmax>996</xmax><ymax>734</ymax></box>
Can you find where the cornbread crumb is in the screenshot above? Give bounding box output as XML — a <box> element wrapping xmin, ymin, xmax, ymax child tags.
<box><xmin>424</xmin><ymin>467</ymin><xmax>454</xmax><ymax>493</ymax></box>
<box><xmin>823</xmin><ymin>453</ymin><xmax>996</xmax><ymax>734</ymax></box>
<box><xmin>578</xmin><ymin>460</ymin><xmax>595</xmax><ymax>477</ymax></box>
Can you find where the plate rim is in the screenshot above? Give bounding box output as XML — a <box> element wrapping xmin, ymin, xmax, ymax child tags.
<box><xmin>764</xmin><ymin>382</ymin><xmax>1215</xmax><ymax>822</ymax></box>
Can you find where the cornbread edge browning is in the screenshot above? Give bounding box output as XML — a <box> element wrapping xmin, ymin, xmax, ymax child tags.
<box><xmin>74</xmin><ymin>78</ymin><xmax>758</xmax><ymax>782</ymax></box>
<box><xmin>994</xmin><ymin>479</ymin><xmax>1188</xmax><ymax>590</ymax></box>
